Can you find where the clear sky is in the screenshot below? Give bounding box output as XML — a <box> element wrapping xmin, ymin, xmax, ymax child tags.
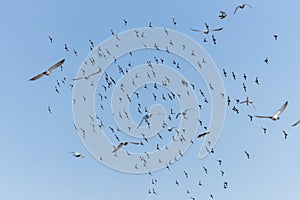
<box><xmin>1</xmin><ymin>0</ymin><xmax>300</xmax><ymax>199</ymax></box>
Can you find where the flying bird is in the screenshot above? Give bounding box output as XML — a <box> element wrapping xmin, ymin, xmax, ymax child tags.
<box><xmin>71</xmin><ymin>152</ymin><xmax>84</xmax><ymax>158</ymax></box>
<box><xmin>240</xmin><ymin>97</ymin><xmax>256</xmax><ymax>109</ymax></box>
<box><xmin>219</xmin><ymin>11</ymin><xmax>227</xmax><ymax>19</ymax></box>
<box><xmin>197</xmin><ymin>131</ymin><xmax>210</xmax><ymax>138</ymax></box>
<box><xmin>255</xmin><ymin>101</ymin><xmax>288</xmax><ymax>121</ymax></box>
<box><xmin>234</xmin><ymin>3</ymin><xmax>252</xmax><ymax>14</ymax></box>
<box><xmin>29</xmin><ymin>59</ymin><xmax>65</xmax><ymax>81</ymax></box>
<box><xmin>191</xmin><ymin>23</ymin><xmax>223</xmax><ymax>34</ymax></box>
<box><xmin>112</xmin><ymin>141</ymin><xmax>141</xmax><ymax>153</ymax></box>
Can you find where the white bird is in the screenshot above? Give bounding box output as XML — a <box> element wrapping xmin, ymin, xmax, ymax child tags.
<box><xmin>255</xmin><ymin>101</ymin><xmax>288</xmax><ymax>121</ymax></box>
<box><xmin>240</xmin><ymin>97</ymin><xmax>256</xmax><ymax>109</ymax></box>
<box><xmin>234</xmin><ymin>3</ymin><xmax>252</xmax><ymax>14</ymax></box>
<box><xmin>71</xmin><ymin>152</ymin><xmax>85</xmax><ymax>158</ymax></box>
<box><xmin>29</xmin><ymin>59</ymin><xmax>65</xmax><ymax>81</ymax></box>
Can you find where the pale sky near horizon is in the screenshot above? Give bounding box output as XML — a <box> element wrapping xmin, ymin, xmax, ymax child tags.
<box><xmin>1</xmin><ymin>1</ymin><xmax>300</xmax><ymax>199</ymax></box>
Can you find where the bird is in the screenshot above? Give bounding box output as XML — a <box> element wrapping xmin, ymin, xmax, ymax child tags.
<box><xmin>112</xmin><ymin>141</ymin><xmax>141</xmax><ymax>153</ymax></box>
<box><xmin>171</xmin><ymin>16</ymin><xmax>176</xmax><ymax>26</ymax></box>
<box><xmin>247</xmin><ymin>114</ymin><xmax>253</xmax><ymax>121</ymax></box>
<box><xmin>255</xmin><ymin>77</ymin><xmax>260</xmax><ymax>85</ymax></box>
<box><xmin>191</xmin><ymin>23</ymin><xmax>223</xmax><ymax>34</ymax></box>
<box><xmin>48</xmin><ymin>36</ymin><xmax>53</xmax><ymax>43</ymax></box>
<box><xmin>48</xmin><ymin>106</ymin><xmax>52</xmax><ymax>114</ymax></box>
<box><xmin>123</xmin><ymin>19</ymin><xmax>128</xmax><ymax>26</ymax></box>
<box><xmin>234</xmin><ymin>3</ymin><xmax>252</xmax><ymax>14</ymax></box>
<box><xmin>176</xmin><ymin>108</ymin><xmax>194</xmax><ymax>119</ymax></box>
<box><xmin>240</xmin><ymin>97</ymin><xmax>256</xmax><ymax>109</ymax></box>
<box><xmin>292</xmin><ymin>119</ymin><xmax>300</xmax><ymax>127</ymax></box>
<box><xmin>283</xmin><ymin>130</ymin><xmax>288</xmax><ymax>139</ymax></box>
<box><xmin>137</xmin><ymin>112</ymin><xmax>164</xmax><ymax>128</ymax></box>
<box><xmin>273</xmin><ymin>34</ymin><xmax>278</xmax><ymax>40</ymax></box>
<box><xmin>71</xmin><ymin>152</ymin><xmax>84</xmax><ymax>158</ymax></box>
<box><xmin>29</xmin><ymin>59</ymin><xmax>65</xmax><ymax>81</ymax></box>
<box><xmin>244</xmin><ymin>151</ymin><xmax>250</xmax><ymax>159</ymax></box>
<box><xmin>212</xmin><ymin>35</ymin><xmax>217</xmax><ymax>45</ymax></box>
<box><xmin>255</xmin><ymin>101</ymin><xmax>288</xmax><ymax>121</ymax></box>
<box><xmin>261</xmin><ymin>127</ymin><xmax>267</xmax><ymax>134</ymax></box>
<box><xmin>197</xmin><ymin>131</ymin><xmax>210</xmax><ymax>138</ymax></box>
<box><xmin>264</xmin><ymin>57</ymin><xmax>269</xmax><ymax>64</ymax></box>
<box><xmin>72</xmin><ymin>68</ymin><xmax>102</xmax><ymax>81</ymax></box>
<box><xmin>219</xmin><ymin>11</ymin><xmax>227</xmax><ymax>19</ymax></box>
<box><xmin>64</xmin><ymin>43</ymin><xmax>69</xmax><ymax>52</ymax></box>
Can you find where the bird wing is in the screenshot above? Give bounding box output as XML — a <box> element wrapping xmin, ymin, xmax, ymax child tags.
<box><xmin>137</xmin><ymin>117</ymin><xmax>145</xmax><ymax>129</ymax></box>
<box><xmin>292</xmin><ymin>119</ymin><xmax>300</xmax><ymax>127</ymax></box>
<box><xmin>184</xmin><ymin>108</ymin><xmax>194</xmax><ymax>112</ymax></box>
<box><xmin>48</xmin><ymin>59</ymin><xmax>65</xmax><ymax>72</ymax></box>
<box><xmin>245</xmin><ymin>3</ymin><xmax>252</xmax><ymax>8</ymax></box>
<box><xmin>190</xmin><ymin>28</ymin><xmax>204</xmax><ymax>32</ymax></box>
<box><xmin>255</xmin><ymin>115</ymin><xmax>272</xmax><ymax>119</ymax></box>
<box><xmin>250</xmin><ymin>101</ymin><xmax>256</xmax><ymax>109</ymax></box>
<box><xmin>234</xmin><ymin>6</ymin><xmax>240</xmax><ymax>14</ymax></box>
<box><xmin>274</xmin><ymin>101</ymin><xmax>288</xmax><ymax>116</ymax></box>
<box><xmin>29</xmin><ymin>72</ymin><xmax>45</xmax><ymax>81</ymax></box>
<box><xmin>112</xmin><ymin>143</ymin><xmax>124</xmax><ymax>153</ymax></box>
<box><xmin>72</xmin><ymin>76</ymin><xmax>86</xmax><ymax>81</ymax></box>
<box><xmin>175</xmin><ymin>112</ymin><xmax>181</xmax><ymax>119</ymax></box>
<box><xmin>129</xmin><ymin>142</ymin><xmax>141</xmax><ymax>145</ymax></box>
<box><xmin>211</xmin><ymin>27</ymin><xmax>223</xmax><ymax>32</ymax></box>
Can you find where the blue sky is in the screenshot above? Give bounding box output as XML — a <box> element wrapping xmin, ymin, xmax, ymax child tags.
<box><xmin>1</xmin><ymin>0</ymin><xmax>300</xmax><ymax>199</ymax></box>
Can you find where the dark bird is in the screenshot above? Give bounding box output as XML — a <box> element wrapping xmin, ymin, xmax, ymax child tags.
<box><xmin>255</xmin><ymin>101</ymin><xmax>288</xmax><ymax>121</ymax></box>
<box><xmin>48</xmin><ymin>36</ymin><xmax>53</xmax><ymax>43</ymax></box>
<box><xmin>212</xmin><ymin>35</ymin><xmax>217</xmax><ymax>45</ymax></box>
<box><xmin>223</xmin><ymin>68</ymin><xmax>227</xmax><ymax>77</ymax></box>
<box><xmin>219</xmin><ymin>11</ymin><xmax>227</xmax><ymax>19</ymax></box>
<box><xmin>29</xmin><ymin>59</ymin><xmax>65</xmax><ymax>81</ymax></box>
<box><xmin>197</xmin><ymin>131</ymin><xmax>210</xmax><ymax>138</ymax></box>
<box><xmin>244</xmin><ymin>151</ymin><xmax>250</xmax><ymax>159</ymax></box>
<box><xmin>255</xmin><ymin>77</ymin><xmax>260</xmax><ymax>85</ymax></box>
<box><xmin>247</xmin><ymin>114</ymin><xmax>253</xmax><ymax>121</ymax></box>
<box><xmin>261</xmin><ymin>127</ymin><xmax>267</xmax><ymax>134</ymax></box>
<box><xmin>123</xmin><ymin>19</ymin><xmax>128</xmax><ymax>26</ymax></box>
<box><xmin>64</xmin><ymin>43</ymin><xmax>69</xmax><ymax>52</ymax></box>
<box><xmin>264</xmin><ymin>57</ymin><xmax>269</xmax><ymax>64</ymax></box>
<box><xmin>234</xmin><ymin>3</ymin><xmax>252</xmax><ymax>14</ymax></box>
<box><xmin>274</xmin><ymin>34</ymin><xmax>278</xmax><ymax>40</ymax></box>
<box><xmin>71</xmin><ymin>152</ymin><xmax>84</xmax><ymax>158</ymax></box>
<box><xmin>283</xmin><ymin>130</ymin><xmax>288</xmax><ymax>139</ymax></box>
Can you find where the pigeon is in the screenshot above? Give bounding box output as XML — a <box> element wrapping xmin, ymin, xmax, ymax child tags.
<box><xmin>255</xmin><ymin>101</ymin><xmax>288</xmax><ymax>121</ymax></box>
<box><xmin>29</xmin><ymin>59</ymin><xmax>65</xmax><ymax>81</ymax></box>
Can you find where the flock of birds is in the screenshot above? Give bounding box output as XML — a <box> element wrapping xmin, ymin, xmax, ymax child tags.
<box><xmin>28</xmin><ymin>2</ymin><xmax>299</xmax><ymax>199</ymax></box>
